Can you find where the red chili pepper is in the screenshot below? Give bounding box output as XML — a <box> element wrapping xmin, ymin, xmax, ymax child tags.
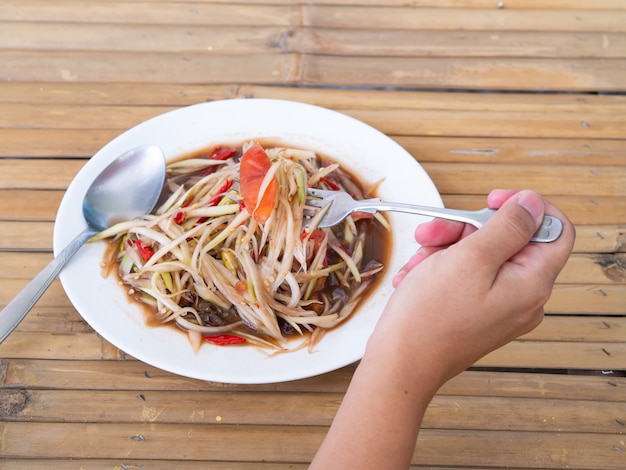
<box><xmin>207</xmin><ymin>179</ymin><xmax>234</xmax><ymax>207</ymax></box>
<box><xmin>204</xmin><ymin>334</ymin><xmax>246</xmax><ymax>346</ymax></box>
<box><xmin>202</xmin><ymin>147</ymin><xmax>238</xmax><ymax>175</ymax></box>
<box><xmin>134</xmin><ymin>239</ymin><xmax>154</xmax><ymax>262</ymax></box>
<box><xmin>319</xmin><ymin>177</ymin><xmax>341</xmax><ymax>191</ymax></box>
<box><xmin>174</xmin><ymin>211</ymin><xmax>186</xmax><ymax>224</ymax></box>
<box><xmin>211</xmin><ymin>148</ymin><xmax>237</xmax><ymax>161</ymax></box>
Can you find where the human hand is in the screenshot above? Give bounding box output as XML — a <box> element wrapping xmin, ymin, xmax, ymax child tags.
<box><xmin>372</xmin><ymin>189</ymin><xmax>576</xmax><ymax>387</ymax></box>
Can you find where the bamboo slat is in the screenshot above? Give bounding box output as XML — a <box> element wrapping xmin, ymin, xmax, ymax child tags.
<box><xmin>8</xmin><ymin>298</ymin><xmax>625</xmax><ymax>346</ymax></box>
<box><xmin>557</xmin><ymin>253</ymin><xmax>626</xmax><ymax>284</ymax></box>
<box><xmin>0</xmin><ymin>279</ymin><xmax>69</xmax><ymax>308</ymax></box>
<box><xmin>5</xmin><ymin>308</ymin><xmax>91</xmax><ymax>334</ymax></box>
<box><xmin>302</xmin><ymin>55</ymin><xmax>626</xmax><ymax>91</ymax></box>
<box><xmin>1</xmin><ymin>54</ymin><xmax>624</xmax><ymax>93</ymax></box>
<box><xmin>13</xmin><ymin>21</ymin><xmax>625</xmax><ymax>60</ymax></box>
<box><xmin>45</xmin><ymin>0</ymin><xmax>621</xmax><ymax>8</ymax></box>
<box><xmin>0</xmin><ymin>51</ymin><xmax>302</xmax><ymax>85</ymax></box>
<box><xmin>307</xmin><ymin>0</ymin><xmax>626</xmax><ymax>8</ymax></box>
<box><xmin>0</xmin><ymin>190</ymin><xmax>63</xmax><ymax>221</ymax></box>
<box><xmin>1</xmin><ymin>327</ymin><xmax>623</xmax><ymax>369</ymax></box>
<box><xmin>3</xmin><ymin>359</ymin><xmax>623</xmax><ymax>398</ymax></box>
<box><xmin>478</xmin><ymin>340</ymin><xmax>626</xmax><ymax>370</ymax></box>
<box><xmin>0</xmin><ymin>222</ymin><xmax>54</xmax><ymax>251</ymax></box>
<box><xmin>3</xmin><ymin>389</ymin><xmax>622</xmax><ymax>435</ymax></box>
<box><xmin>396</xmin><ymin>137</ymin><xmax>626</xmax><ymax>165</ymax></box>
<box><xmin>0</xmin><ymin>2</ymin><xmax>298</xmax><ymax>26</ymax></box>
<box><xmin>4</xmin><ymin>103</ymin><xmax>626</xmax><ymax>140</ymax></box>
<box><xmin>293</xmin><ymin>29</ymin><xmax>626</xmax><ymax>59</ymax></box>
<box><xmin>0</xmin><ymin>421</ymin><xmax>623</xmax><ymax>469</ymax></box>
<box><xmin>0</xmin><ymin>329</ymin><xmax>120</xmax><ymax>360</ymax></box>
<box><xmin>0</xmin><ymin>129</ymin><xmax>122</xmax><ymax>157</ymax></box>
<box><xmin>443</xmin><ymin>195</ymin><xmax>626</xmax><ymax>226</ymax></box>
<box><xmin>305</xmin><ymin>6</ymin><xmax>626</xmax><ymax>32</ymax></box>
<box><xmin>0</xmin><ymin>160</ymin><xmax>84</xmax><ymax>190</ymax></box>
<box><xmin>546</xmin><ymin>284</ymin><xmax>626</xmax><ymax>315</ymax></box>
<box><xmin>0</xmin><ymin>103</ymin><xmax>173</xmax><ymax>130</ymax></box>
<box><xmin>4</xmin><ymin>83</ymin><xmax>626</xmax><ymax>115</ymax></box>
<box><xmin>424</xmin><ymin>162</ymin><xmax>626</xmax><ymax>197</ymax></box>
<box><xmin>0</xmin><ymin>22</ymin><xmax>292</xmax><ymax>54</ymax></box>
<box><xmin>0</xmin><ymin>253</ymin><xmax>56</xmax><ymax>278</ymax></box>
<box><xmin>521</xmin><ymin>316</ymin><xmax>626</xmax><ymax>343</ymax></box>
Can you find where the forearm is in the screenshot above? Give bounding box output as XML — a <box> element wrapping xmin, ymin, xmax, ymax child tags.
<box><xmin>310</xmin><ymin>329</ymin><xmax>442</xmax><ymax>469</ymax></box>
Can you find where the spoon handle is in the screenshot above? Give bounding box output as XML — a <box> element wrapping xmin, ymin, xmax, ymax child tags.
<box><xmin>0</xmin><ymin>228</ymin><xmax>95</xmax><ymax>343</ymax></box>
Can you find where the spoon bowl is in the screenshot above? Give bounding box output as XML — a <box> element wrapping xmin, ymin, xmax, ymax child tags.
<box><xmin>0</xmin><ymin>145</ymin><xmax>166</xmax><ymax>343</ymax></box>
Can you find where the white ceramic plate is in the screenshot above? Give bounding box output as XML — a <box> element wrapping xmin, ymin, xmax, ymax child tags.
<box><xmin>54</xmin><ymin>99</ymin><xmax>442</xmax><ymax>384</ymax></box>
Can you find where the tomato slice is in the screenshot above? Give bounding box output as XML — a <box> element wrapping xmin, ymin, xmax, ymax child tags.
<box><xmin>240</xmin><ymin>143</ymin><xmax>278</xmax><ymax>223</ymax></box>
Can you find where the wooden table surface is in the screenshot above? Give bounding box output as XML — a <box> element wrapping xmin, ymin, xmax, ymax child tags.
<box><xmin>1</xmin><ymin>1</ymin><xmax>625</xmax><ymax>468</ymax></box>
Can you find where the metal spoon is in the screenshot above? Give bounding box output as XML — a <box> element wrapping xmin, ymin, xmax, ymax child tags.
<box><xmin>0</xmin><ymin>145</ymin><xmax>166</xmax><ymax>343</ymax></box>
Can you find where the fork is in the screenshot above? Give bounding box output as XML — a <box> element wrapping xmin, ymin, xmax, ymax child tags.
<box><xmin>304</xmin><ymin>188</ymin><xmax>563</xmax><ymax>243</ymax></box>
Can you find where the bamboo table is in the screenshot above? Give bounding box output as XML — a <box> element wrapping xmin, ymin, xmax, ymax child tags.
<box><xmin>1</xmin><ymin>1</ymin><xmax>625</xmax><ymax>468</ymax></box>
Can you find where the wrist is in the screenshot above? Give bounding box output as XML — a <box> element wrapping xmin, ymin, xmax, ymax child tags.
<box><xmin>364</xmin><ymin>323</ymin><xmax>448</xmax><ymax>401</ymax></box>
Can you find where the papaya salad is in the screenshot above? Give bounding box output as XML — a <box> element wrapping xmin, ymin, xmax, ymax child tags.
<box><xmin>93</xmin><ymin>142</ymin><xmax>389</xmax><ymax>353</ymax></box>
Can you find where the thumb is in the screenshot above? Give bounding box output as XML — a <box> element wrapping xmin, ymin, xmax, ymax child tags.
<box><xmin>469</xmin><ymin>190</ymin><xmax>544</xmax><ymax>266</ymax></box>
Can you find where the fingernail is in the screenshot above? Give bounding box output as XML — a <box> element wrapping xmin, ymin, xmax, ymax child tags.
<box><xmin>516</xmin><ymin>190</ymin><xmax>544</xmax><ymax>224</ymax></box>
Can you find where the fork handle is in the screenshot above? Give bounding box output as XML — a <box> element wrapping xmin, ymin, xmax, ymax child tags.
<box><xmin>356</xmin><ymin>201</ymin><xmax>563</xmax><ymax>243</ymax></box>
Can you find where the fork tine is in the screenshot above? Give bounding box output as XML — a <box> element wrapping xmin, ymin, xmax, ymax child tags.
<box><xmin>302</xmin><ymin>187</ymin><xmax>336</xmax><ymax>229</ymax></box>
<box><xmin>304</xmin><ymin>198</ymin><xmax>327</xmax><ymax>208</ymax></box>
<box><xmin>305</xmin><ymin>187</ymin><xmax>336</xmax><ymax>208</ymax></box>
<box><xmin>306</xmin><ymin>187</ymin><xmax>339</xmax><ymax>198</ymax></box>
